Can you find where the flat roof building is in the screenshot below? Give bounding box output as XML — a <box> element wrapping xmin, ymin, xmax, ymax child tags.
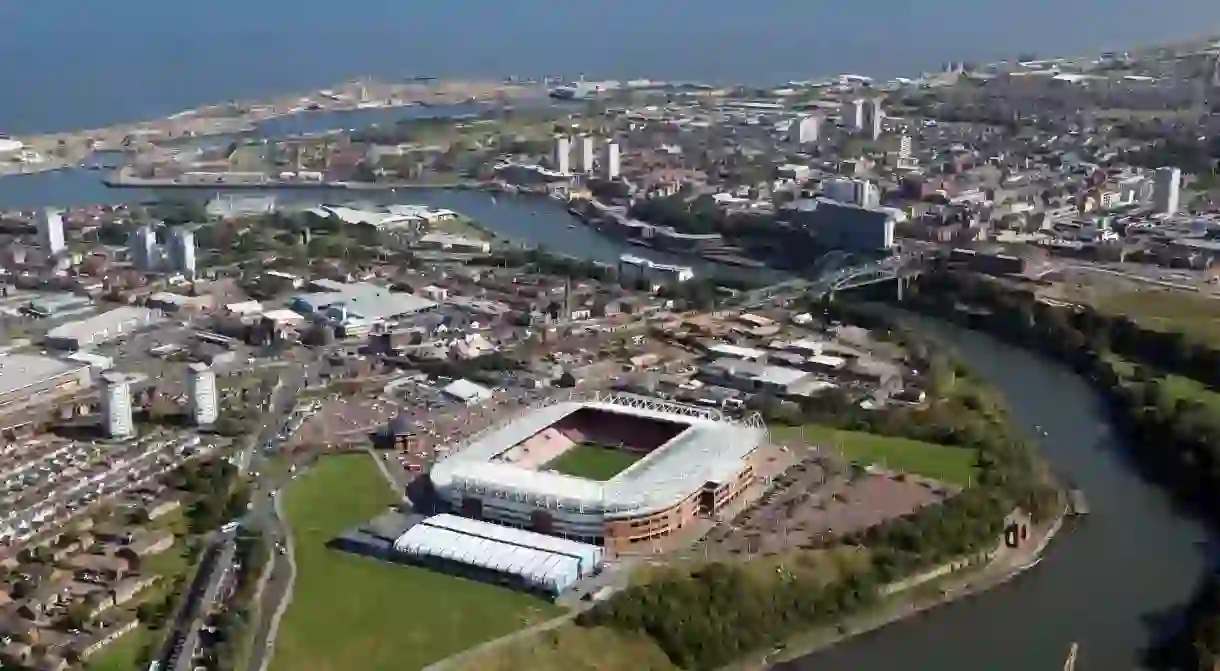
<box><xmin>0</xmin><ymin>355</ymin><xmax>92</xmax><ymax>417</ymax></box>
<box><xmin>289</xmin><ymin>282</ymin><xmax>437</xmax><ymax>326</ymax></box>
<box><xmin>442</xmin><ymin>379</ymin><xmax>494</xmax><ymax>406</ymax></box>
<box><xmin>44</xmin><ymin>307</ymin><xmax>162</xmax><ymax>351</ymax></box>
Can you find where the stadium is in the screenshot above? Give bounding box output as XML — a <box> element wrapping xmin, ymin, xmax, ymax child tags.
<box><xmin>427</xmin><ymin>392</ymin><xmax>766</xmax><ymax>554</ymax></box>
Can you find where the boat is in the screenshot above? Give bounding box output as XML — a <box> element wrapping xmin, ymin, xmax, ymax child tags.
<box><xmin>568</xmin><ymin>224</ymin><xmax>577</xmax><ymax>229</ymax></box>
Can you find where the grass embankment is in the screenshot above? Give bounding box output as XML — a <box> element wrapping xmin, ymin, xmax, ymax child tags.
<box><xmin>770</xmin><ymin>424</ymin><xmax>978</xmax><ymax>486</ymax></box>
<box><xmin>456</xmin><ymin>625</ymin><xmax>679</xmax><ymax>671</ymax></box>
<box><xmin>545</xmin><ymin>443</ymin><xmax>643</xmax><ymax>481</ymax></box>
<box><xmin>270</xmin><ymin>453</ymin><xmax>560</xmax><ymax>671</ymax></box>
<box><xmin>1079</xmin><ymin>289</ymin><xmax>1220</xmax><ymax>344</ymax></box>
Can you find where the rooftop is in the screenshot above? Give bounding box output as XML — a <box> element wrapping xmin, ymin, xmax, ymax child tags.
<box><xmin>45</xmin><ymin>306</ymin><xmax>160</xmax><ymax>345</ymax></box>
<box><xmin>0</xmin><ymin>355</ymin><xmax>87</xmax><ymax>398</ymax></box>
<box><xmin>291</xmin><ymin>282</ymin><xmax>437</xmax><ymax>322</ymax></box>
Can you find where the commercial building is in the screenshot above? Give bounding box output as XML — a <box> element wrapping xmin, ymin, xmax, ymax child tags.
<box><xmin>441</xmin><ymin>379</ymin><xmax>494</xmax><ymax>406</ymax></box>
<box><xmin>789</xmin><ymin>198</ymin><xmax>896</xmax><ymax>252</ymax></box>
<box><xmin>700</xmin><ymin>358</ymin><xmax>821</xmax><ymax>396</ymax></box>
<box><xmin>187</xmin><ymin>362</ymin><xmax>218</xmax><ymax>426</ymax></box>
<box><xmin>824</xmin><ymin>178</ymin><xmax>880</xmax><ymax>209</ymax></box>
<box><xmin>128</xmin><ymin>225</ymin><xmax>158</xmax><ymax>270</ymax></box>
<box><xmin>44</xmin><ymin>307</ymin><xmax>162</xmax><ymax>351</ymax></box>
<box><xmin>604</xmin><ymin>141</ymin><xmax>621</xmax><ymax>179</ymax></box>
<box><xmin>289</xmin><ymin>282</ymin><xmax>437</xmax><ymax>326</ymax></box>
<box><xmin>617</xmin><ymin>254</ymin><xmax>695</xmax><ymax>289</ymax></box>
<box><xmin>0</xmin><ymin>355</ymin><xmax>92</xmax><ymax>417</ymax></box>
<box><xmin>392</xmin><ymin>514</ymin><xmax>603</xmax><ymax>595</ymax></box>
<box><xmin>37</xmin><ymin>208</ymin><xmax>66</xmax><ymax>256</ymax></box>
<box><xmin>428</xmin><ymin>393</ymin><xmax>765</xmax><ymax>553</ymax></box>
<box><xmin>169</xmin><ymin>227</ymin><xmax>197</xmax><ymax>277</ymax></box>
<box><xmin>101</xmin><ymin>372</ymin><xmax>136</xmax><ymax>439</ymax></box>
<box><xmin>553</xmin><ymin>136</ymin><xmax>572</xmax><ymax>175</ymax></box>
<box><xmin>1154</xmin><ymin>166</ymin><xmax>1182</xmax><ymax>216</ymax></box>
<box><xmin>415</xmin><ymin>232</ymin><xmax>491</xmax><ymax>254</ymax></box>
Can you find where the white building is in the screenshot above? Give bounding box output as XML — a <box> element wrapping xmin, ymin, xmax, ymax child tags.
<box><xmin>101</xmin><ymin>372</ymin><xmax>135</xmax><ymax>439</ymax></box>
<box><xmin>579</xmin><ymin>135</ymin><xmax>596</xmax><ymax>174</ymax></box>
<box><xmin>794</xmin><ymin>115</ymin><xmax>822</xmax><ymax>144</ymax></box>
<box><xmin>843</xmin><ymin>99</ymin><xmax>866</xmax><ymax>131</ymax></box>
<box><xmin>128</xmin><ymin>225</ymin><xmax>158</xmax><ymax>270</ymax></box>
<box><xmin>604</xmin><ymin>141</ymin><xmax>621</xmax><ymax>179</ymax></box>
<box><xmin>553</xmin><ymin>136</ymin><xmax>572</xmax><ymax>175</ymax></box>
<box><xmin>823</xmin><ymin>178</ymin><xmax>879</xmax><ymax>208</ymax></box>
<box><xmin>169</xmin><ymin>227</ymin><xmax>197</xmax><ymax>277</ymax></box>
<box><xmin>898</xmin><ymin>135</ymin><xmax>913</xmax><ymax>160</ymax></box>
<box><xmin>187</xmin><ymin>362</ymin><xmax>218</xmax><ymax>426</ymax></box>
<box><xmin>617</xmin><ymin>254</ymin><xmax>694</xmax><ymax>290</ymax></box>
<box><xmin>1153</xmin><ymin>166</ymin><xmax>1182</xmax><ymax>216</ymax></box>
<box><xmin>865</xmin><ymin>97</ymin><xmax>885</xmax><ymax>141</ymax></box>
<box><xmin>38</xmin><ymin>208</ymin><xmax>66</xmax><ymax>256</ymax></box>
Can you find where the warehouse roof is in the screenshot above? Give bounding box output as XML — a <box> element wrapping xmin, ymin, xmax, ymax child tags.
<box><xmin>392</xmin><ymin>514</ymin><xmax>601</xmax><ymax>594</ymax></box>
<box><xmin>0</xmin><ymin>355</ymin><xmax>87</xmax><ymax>398</ymax></box>
<box><xmin>45</xmin><ymin>307</ymin><xmax>160</xmax><ymax>346</ymax></box>
<box><xmin>442</xmin><ymin>378</ymin><xmax>493</xmax><ymax>405</ymax></box>
<box><xmin>290</xmin><ymin>283</ymin><xmax>436</xmax><ymax>322</ymax></box>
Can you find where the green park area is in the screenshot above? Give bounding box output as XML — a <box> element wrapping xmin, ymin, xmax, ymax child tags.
<box><xmin>271</xmin><ymin>453</ymin><xmax>560</xmax><ymax>671</ymax></box>
<box><xmin>1085</xmin><ymin>289</ymin><xmax>1220</xmax><ymax>344</ymax></box>
<box><xmin>772</xmin><ymin>424</ymin><xmax>978</xmax><ymax>486</ymax></box>
<box><xmin>545</xmin><ymin>442</ymin><xmax>644</xmax><ymax>481</ymax></box>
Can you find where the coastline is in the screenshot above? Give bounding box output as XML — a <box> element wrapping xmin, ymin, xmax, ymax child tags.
<box><xmin>732</xmin><ymin>502</ymin><xmax>1069</xmax><ymax>671</ymax></box>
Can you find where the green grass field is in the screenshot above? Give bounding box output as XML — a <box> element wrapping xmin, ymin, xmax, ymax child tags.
<box><xmin>1085</xmin><ymin>290</ymin><xmax>1220</xmax><ymax>344</ymax></box>
<box><xmin>771</xmin><ymin>425</ymin><xmax>978</xmax><ymax>486</ymax></box>
<box><xmin>270</xmin><ymin>453</ymin><xmax>561</xmax><ymax>671</ymax></box>
<box><xmin>545</xmin><ymin>442</ymin><xmax>643</xmax><ymax>480</ymax></box>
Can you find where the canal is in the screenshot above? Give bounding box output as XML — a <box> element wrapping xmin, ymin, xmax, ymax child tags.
<box><xmin>781</xmin><ymin>317</ymin><xmax>1212</xmax><ymax>671</ymax></box>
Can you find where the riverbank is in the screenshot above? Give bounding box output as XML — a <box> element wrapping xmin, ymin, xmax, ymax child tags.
<box><xmin>748</xmin><ymin>503</ymin><xmax>1068</xmax><ymax>670</ymax></box>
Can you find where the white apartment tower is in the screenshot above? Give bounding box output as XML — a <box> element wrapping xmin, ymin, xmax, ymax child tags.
<box><xmin>38</xmin><ymin>208</ymin><xmax>66</xmax><ymax>256</ymax></box>
<box><xmin>553</xmin><ymin>136</ymin><xmax>572</xmax><ymax>175</ymax></box>
<box><xmin>579</xmin><ymin>135</ymin><xmax>596</xmax><ymax>173</ymax></box>
<box><xmin>898</xmin><ymin>135</ymin><xmax>913</xmax><ymax>160</ymax></box>
<box><xmin>604</xmin><ymin>141</ymin><xmax>621</xmax><ymax>179</ymax></box>
<box><xmin>1153</xmin><ymin>166</ymin><xmax>1182</xmax><ymax>216</ymax></box>
<box><xmin>101</xmin><ymin>372</ymin><xmax>135</xmax><ymax>439</ymax></box>
<box><xmin>843</xmin><ymin>99</ymin><xmax>866</xmax><ymax>132</ymax></box>
<box><xmin>187</xmin><ymin>362</ymin><xmax>219</xmax><ymax>426</ymax></box>
<box><xmin>795</xmin><ymin>115</ymin><xmax>822</xmax><ymax>144</ymax></box>
<box><xmin>865</xmin><ymin>97</ymin><xmax>885</xmax><ymax>141</ymax></box>
<box><xmin>170</xmin><ymin>227</ymin><xmax>197</xmax><ymax>277</ymax></box>
<box><xmin>128</xmin><ymin>225</ymin><xmax>158</xmax><ymax>270</ymax></box>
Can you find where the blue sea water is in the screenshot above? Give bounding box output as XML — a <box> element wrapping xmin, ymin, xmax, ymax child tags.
<box><xmin>2</xmin><ymin>0</ymin><xmax>1219</xmax><ymax>134</ymax></box>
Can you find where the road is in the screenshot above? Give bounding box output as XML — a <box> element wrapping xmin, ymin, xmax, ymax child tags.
<box><xmin>155</xmin><ymin>530</ymin><xmax>238</xmax><ymax>671</ymax></box>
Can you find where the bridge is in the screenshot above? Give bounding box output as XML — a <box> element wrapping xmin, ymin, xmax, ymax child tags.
<box><xmin>737</xmin><ymin>252</ymin><xmax>918</xmax><ymax>309</ymax></box>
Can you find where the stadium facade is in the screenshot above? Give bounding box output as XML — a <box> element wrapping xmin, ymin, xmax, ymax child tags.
<box><xmin>428</xmin><ymin>392</ymin><xmax>766</xmax><ymax>553</ymax></box>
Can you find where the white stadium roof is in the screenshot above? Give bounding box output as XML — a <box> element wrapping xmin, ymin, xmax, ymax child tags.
<box><xmin>429</xmin><ymin>393</ymin><xmax>766</xmax><ymax>518</ymax></box>
<box><xmin>392</xmin><ymin>514</ymin><xmax>602</xmax><ymax>594</ymax></box>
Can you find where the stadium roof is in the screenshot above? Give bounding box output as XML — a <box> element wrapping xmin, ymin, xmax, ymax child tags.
<box><xmin>392</xmin><ymin>514</ymin><xmax>602</xmax><ymax>594</ymax></box>
<box><xmin>0</xmin><ymin>355</ymin><xmax>87</xmax><ymax>397</ymax></box>
<box><xmin>429</xmin><ymin>393</ymin><xmax>766</xmax><ymax>518</ymax></box>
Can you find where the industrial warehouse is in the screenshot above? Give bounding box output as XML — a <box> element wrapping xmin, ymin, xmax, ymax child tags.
<box><xmin>427</xmin><ymin>392</ymin><xmax>766</xmax><ymax>554</ymax></box>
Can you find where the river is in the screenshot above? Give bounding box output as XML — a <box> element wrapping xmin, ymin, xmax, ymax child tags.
<box><xmin>780</xmin><ymin>317</ymin><xmax>1212</xmax><ymax>671</ymax></box>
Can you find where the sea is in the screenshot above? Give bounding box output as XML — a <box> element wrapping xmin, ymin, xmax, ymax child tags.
<box><xmin>3</xmin><ymin>0</ymin><xmax>1220</xmax><ymax>135</ymax></box>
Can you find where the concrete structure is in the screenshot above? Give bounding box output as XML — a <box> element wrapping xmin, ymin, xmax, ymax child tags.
<box><xmin>392</xmin><ymin>514</ymin><xmax>603</xmax><ymax>595</ymax></box>
<box><xmin>553</xmin><ymin>136</ymin><xmax>572</xmax><ymax>175</ymax></box>
<box><xmin>617</xmin><ymin>254</ymin><xmax>694</xmax><ymax>290</ymax></box>
<box><xmin>1154</xmin><ymin>166</ymin><xmax>1182</xmax><ymax>216</ymax></box>
<box><xmin>579</xmin><ymin>135</ymin><xmax>596</xmax><ymax>174</ymax></box>
<box><xmin>824</xmin><ymin>178</ymin><xmax>880</xmax><ymax>208</ymax></box>
<box><xmin>37</xmin><ymin>209</ymin><xmax>66</xmax><ymax>256</ymax></box>
<box><xmin>790</xmin><ymin>198</ymin><xmax>896</xmax><ymax>252</ymax></box>
<box><xmin>128</xmin><ymin>225</ymin><xmax>158</xmax><ymax>271</ymax></box>
<box><xmin>604</xmin><ymin>141</ymin><xmax>621</xmax><ymax>180</ymax></box>
<box><xmin>899</xmin><ymin>135</ymin><xmax>913</xmax><ymax>159</ymax></box>
<box><xmin>0</xmin><ymin>355</ymin><xmax>92</xmax><ymax>417</ymax></box>
<box><xmin>101</xmin><ymin>372</ymin><xmax>135</xmax><ymax>439</ymax></box>
<box><xmin>865</xmin><ymin>97</ymin><xmax>885</xmax><ymax>140</ymax></box>
<box><xmin>428</xmin><ymin>393</ymin><xmax>765</xmax><ymax>553</ymax></box>
<box><xmin>187</xmin><ymin>362</ymin><xmax>218</xmax><ymax>426</ymax></box>
<box><xmin>169</xmin><ymin>227</ymin><xmax>197</xmax><ymax>277</ymax></box>
<box><xmin>843</xmin><ymin>99</ymin><xmax>866</xmax><ymax>131</ymax></box>
<box><xmin>44</xmin><ymin>307</ymin><xmax>162</xmax><ymax>351</ymax></box>
<box><xmin>794</xmin><ymin>114</ymin><xmax>822</xmax><ymax>144</ymax></box>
